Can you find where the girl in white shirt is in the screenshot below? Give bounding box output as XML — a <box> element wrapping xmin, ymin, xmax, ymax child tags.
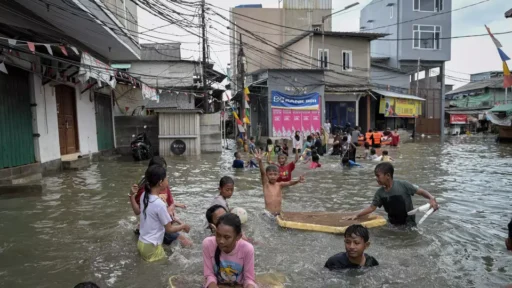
<box><xmin>137</xmin><ymin>165</ymin><xmax>191</xmax><ymax>262</ymax></box>
<box><xmin>292</xmin><ymin>131</ymin><xmax>303</xmax><ymax>154</ymax></box>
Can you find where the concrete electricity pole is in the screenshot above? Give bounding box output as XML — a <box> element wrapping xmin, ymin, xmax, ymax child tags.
<box><xmin>201</xmin><ymin>0</ymin><xmax>208</xmax><ymax>113</ymax></box>
<box><xmin>237</xmin><ymin>33</ymin><xmax>247</xmax><ymax>135</ymax></box>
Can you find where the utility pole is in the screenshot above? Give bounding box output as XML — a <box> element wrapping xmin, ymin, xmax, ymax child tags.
<box><xmin>237</xmin><ymin>33</ymin><xmax>247</xmax><ymax>137</ymax></box>
<box><xmin>414</xmin><ymin>57</ymin><xmax>420</xmax><ymax>139</ymax></box>
<box><xmin>416</xmin><ymin>58</ymin><xmax>420</xmax><ymax>97</ymax></box>
<box><xmin>321</xmin><ymin>3</ymin><xmax>359</xmax><ymax>69</ymax></box>
<box><xmin>201</xmin><ymin>0</ymin><xmax>208</xmax><ymax>113</ymax></box>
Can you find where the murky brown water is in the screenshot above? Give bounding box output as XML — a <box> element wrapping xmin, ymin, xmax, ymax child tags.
<box><xmin>1</xmin><ymin>136</ymin><xmax>511</xmax><ymax>288</ymax></box>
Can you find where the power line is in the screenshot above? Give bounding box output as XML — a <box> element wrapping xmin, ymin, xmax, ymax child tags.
<box><xmin>363</xmin><ymin>0</ymin><xmax>492</xmax><ymax>32</ymax></box>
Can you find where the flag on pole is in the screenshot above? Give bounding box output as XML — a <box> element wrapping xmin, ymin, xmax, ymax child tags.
<box><xmin>504</xmin><ymin>62</ymin><xmax>512</xmax><ymax>88</ymax></box>
<box><xmin>243</xmin><ymin>87</ymin><xmax>250</xmax><ymax>102</ymax></box>
<box><xmin>485</xmin><ymin>25</ymin><xmax>503</xmax><ymax>48</ymax></box>
<box><xmin>244</xmin><ymin>99</ymin><xmax>251</xmax><ymax>124</ymax></box>
<box><xmin>27</xmin><ymin>42</ymin><xmax>35</xmax><ymax>54</ymax></box>
<box><xmin>485</xmin><ymin>25</ymin><xmax>512</xmax><ymax>88</ymax></box>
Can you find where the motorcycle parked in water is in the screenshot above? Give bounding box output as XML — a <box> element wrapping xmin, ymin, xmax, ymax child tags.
<box><xmin>131</xmin><ymin>125</ymin><xmax>153</xmax><ymax>161</ymax></box>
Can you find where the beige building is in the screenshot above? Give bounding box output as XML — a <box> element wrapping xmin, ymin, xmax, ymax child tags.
<box><xmin>229</xmin><ymin>1</ymin><xmax>386</xmax><ymax>131</ymax></box>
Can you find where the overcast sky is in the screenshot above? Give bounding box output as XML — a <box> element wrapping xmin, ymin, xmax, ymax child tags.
<box><xmin>138</xmin><ymin>0</ymin><xmax>511</xmax><ymax>88</ymax></box>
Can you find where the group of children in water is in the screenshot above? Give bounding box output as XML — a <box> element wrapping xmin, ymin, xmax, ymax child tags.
<box><xmin>126</xmin><ymin>126</ymin><xmax>439</xmax><ymax>287</ymax></box>
<box><xmin>126</xmin><ymin>141</ymin><xmax>443</xmax><ymax>288</ymax></box>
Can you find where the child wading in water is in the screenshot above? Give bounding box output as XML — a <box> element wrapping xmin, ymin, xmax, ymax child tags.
<box><xmin>324</xmin><ymin>224</ymin><xmax>379</xmax><ymax>270</ymax></box>
<box><xmin>268</xmin><ymin>150</ymin><xmax>299</xmax><ymax>182</ymax></box>
<box><xmin>254</xmin><ymin>149</ymin><xmax>305</xmax><ymax>215</ymax></box>
<box><xmin>348</xmin><ymin>162</ymin><xmax>439</xmax><ymax>226</ymax></box>
<box><xmin>203</xmin><ymin>213</ymin><xmax>256</xmax><ymax>288</ymax></box>
<box><xmin>210</xmin><ymin>176</ymin><xmax>235</xmax><ymax>211</ymax></box>
<box><xmin>232</xmin><ymin>152</ymin><xmax>258</xmax><ymax>169</ymax></box>
<box><xmin>304</xmin><ymin>152</ymin><xmax>321</xmax><ymax>169</ymax></box>
<box><xmin>136</xmin><ymin>165</ymin><xmax>191</xmax><ymax>262</ymax></box>
<box><xmin>130</xmin><ymin>156</ymin><xmax>190</xmax><ymax>247</ymax></box>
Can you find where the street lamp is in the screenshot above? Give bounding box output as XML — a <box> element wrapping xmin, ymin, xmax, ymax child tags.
<box><xmin>321</xmin><ymin>2</ymin><xmax>359</xmax><ymax>69</ymax></box>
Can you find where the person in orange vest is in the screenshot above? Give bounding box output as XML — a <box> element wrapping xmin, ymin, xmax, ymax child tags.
<box><xmin>365</xmin><ymin>129</ymin><xmax>373</xmax><ymax>146</ymax></box>
<box><xmin>371</xmin><ymin>129</ymin><xmax>382</xmax><ymax>148</ymax></box>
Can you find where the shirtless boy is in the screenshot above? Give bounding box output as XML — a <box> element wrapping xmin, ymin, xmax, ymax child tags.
<box><xmin>254</xmin><ymin>149</ymin><xmax>305</xmax><ymax>215</ymax></box>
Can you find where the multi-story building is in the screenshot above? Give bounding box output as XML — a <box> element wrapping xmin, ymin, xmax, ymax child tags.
<box><xmin>229</xmin><ymin>0</ymin><xmax>387</xmax><ymax>137</ymax></box>
<box><xmin>360</xmin><ymin>0</ymin><xmax>452</xmax><ymax>133</ymax></box>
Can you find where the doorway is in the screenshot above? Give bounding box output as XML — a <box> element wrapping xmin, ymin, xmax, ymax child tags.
<box><xmin>95</xmin><ymin>93</ymin><xmax>114</xmax><ymax>151</ymax></box>
<box><xmin>56</xmin><ymin>85</ymin><xmax>79</xmax><ymax>155</ymax></box>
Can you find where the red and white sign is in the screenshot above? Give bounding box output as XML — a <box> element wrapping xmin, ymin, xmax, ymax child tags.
<box><xmin>450</xmin><ymin>114</ymin><xmax>467</xmax><ymax>124</ymax></box>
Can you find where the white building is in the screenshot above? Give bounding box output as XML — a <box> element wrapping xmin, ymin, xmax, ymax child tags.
<box><xmin>0</xmin><ymin>0</ymin><xmax>140</xmax><ymax>182</ymax></box>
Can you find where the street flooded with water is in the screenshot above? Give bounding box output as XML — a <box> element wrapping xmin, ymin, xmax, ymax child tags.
<box><xmin>0</xmin><ymin>136</ymin><xmax>511</xmax><ymax>288</ymax></box>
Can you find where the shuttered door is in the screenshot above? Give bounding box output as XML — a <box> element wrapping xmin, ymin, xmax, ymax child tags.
<box><xmin>0</xmin><ymin>65</ymin><xmax>35</xmax><ymax>168</ymax></box>
<box><xmin>95</xmin><ymin>93</ymin><xmax>114</xmax><ymax>151</ymax></box>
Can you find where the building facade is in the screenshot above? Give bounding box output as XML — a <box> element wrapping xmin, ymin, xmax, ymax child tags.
<box><xmin>0</xmin><ymin>0</ymin><xmax>139</xmax><ymax>180</ymax></box>
<box><xmin>360</xmin><ymin>0</ymin><xmax>452</xmax><ymax>134</ymax></box>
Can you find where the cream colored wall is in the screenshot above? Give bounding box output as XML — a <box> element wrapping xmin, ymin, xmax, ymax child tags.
<box><xmin>312</xmin><ymin>35</ymin><xmax>370</xmax><ymax>86</ymax></box>
<box><xmin>231</xmin><ymin>8</ymin><xmax>284</xmax><ymax>74</ymax></box>
<box><xmin>282</xmin><ymin>36</ymin><xmax>312</xmax><ymax>69</ymax></box>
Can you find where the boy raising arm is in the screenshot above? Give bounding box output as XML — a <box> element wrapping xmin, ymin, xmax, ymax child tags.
<box><xmin>254</xmin><ymin>149</ymin><xmax>305</xmax><ymax>215</ymax></box>
<box><xmin>348</xmin><ymin>162</ymin><xmax>439</xmax><ymax>226</ymax></box>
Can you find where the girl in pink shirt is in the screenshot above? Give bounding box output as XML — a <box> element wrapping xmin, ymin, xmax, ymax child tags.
<box><xmin>202</xmin><ymin>213</ymin><xmax>256</xmax><ymax>288</ymax></box>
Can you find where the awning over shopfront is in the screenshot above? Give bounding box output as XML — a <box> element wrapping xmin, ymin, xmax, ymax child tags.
<box><xmin>371</xmin><ymin>89</ymin><xmax>426</xmax><ymax>101</ymax></box>
<box><xmin>372</xmin><ymin>89</ymin><xmax>424</xmax><ymax>118</ymax></box>
<box><xmin>489</xmin><ymin>103</ymin><xmax>512</xmax><ymax>116</ymax></box>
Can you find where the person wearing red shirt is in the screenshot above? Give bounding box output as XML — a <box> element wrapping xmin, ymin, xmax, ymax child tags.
<box><xmin>269</xmin><ymin>150</ymin><xmax>300</xmax><ymax>182</ymax></box>
<box><xmin>129</xmin><ymin>156</ymin><xmax>191</xmax><ymax>247</ymax></box>
<box><xmin>390</xmin><ymin>129</ymin><xmax>400</xmax><ymax>147</ymax></box>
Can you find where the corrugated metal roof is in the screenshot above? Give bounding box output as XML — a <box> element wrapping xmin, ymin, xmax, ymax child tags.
<box><xmin>141</xmin><ymin>43</ymin><xmax>181</xmax><ymax>61</ymax></box>
<box><xmin>372</xmin><ymin>89</ymin><xmax>426</xmax><ymax>101</ymax></box>
<box><xmin>445</xmin><ymin>78</ymin><xmax>503</xmax><ymax>95</ymax></box>
<box><xmin>283</xmin><ymin>0</ymin><xmax>332</xmax><ymax>10</ymax></box>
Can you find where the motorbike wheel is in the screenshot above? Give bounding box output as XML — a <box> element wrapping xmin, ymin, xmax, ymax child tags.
<box><xmin>133</xmin><ymin>150</ymin><xmax>142</xmax><ymax>161</ymax></box>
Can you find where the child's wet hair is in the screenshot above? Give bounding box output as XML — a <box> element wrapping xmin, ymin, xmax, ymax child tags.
<box><xmin>382</xmin><ymin>150</ymin><xmax>389</xmax><ymax>155</ymax></box>
<box><xmin>216</xmin><ymin>213</ymin><xmax>242</xmax><ymax>234</ymax></box>
<box><xmin>267</xmin><ymin>138</ymin><xmax>273</xmax><ymax>144</ymax></box>
<box><xmin>364</xmin><ymin>142</ymin><xmax>370</xmax><ymax>149</ymax></box>
<box><xmin>344</xmin><ymin>224</ymin><xmax>370</xmax><ymax>242</ymax></box>
<box><xmin>148</xmin><ymin>156</ymin><xmax>167</xmax><ymax>169</ymax></box>
<box><xmin>375</xmin><ymin>162</ymin><xmax>394</xmax><ymax>178</ymax></box>
<box><xmin>143</xmin><ymin>165</ymin><xmax>167</xmax><ymax>219</ymax></box>
<box><xmin>250</xmin><ymin>136</ymin><xmax>254</xmax><ymax>141</ymax></box>
<box><xmin>214</xmin><ymin>213</ymin><xmax>243</xmax><ymax>268</ymax></box>
<box><xmin>312</xmin><ymin>154</ymin><xmax>320</xmax><ymax>162</ymax></box>
<box><xmin>307</xmin><ymin>135</ymin><xmax>313</xmax><ymax>141</ymax></box>
<box><xmin>219</xmin><ymin>176</ymin><xmax>234</xmax><ymax>188</ymax></box>
<box><xmin>266</xmin><ymin>164</ymin><xmax>279</xmax><ymax>173</ymax></box>
<box><xmin>234</xmin><ymin>152</ymin><xmax>240</xmax><ymax>157</ymax></box>
<box><xmin>370</xmin><ymin>148</ymin><xmax>376</xmax><ymax>155</ymax></box>
<box><xmin>206</xmin><ymin>204</ymin><xmax>227</xmax><ymax>224</ymax></box>
<box><xmin>74</xmin><ymin>282</ymin><xmax>100</xmax><ymax>288</ymax></box>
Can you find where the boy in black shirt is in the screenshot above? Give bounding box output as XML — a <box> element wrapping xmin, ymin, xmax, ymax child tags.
<box><xmin>324</xmin><ymin>224</ymin><xmax>379</xmax><ymax>270</ymax></box>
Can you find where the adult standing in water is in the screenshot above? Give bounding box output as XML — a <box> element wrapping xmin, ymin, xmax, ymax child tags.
<box><xmin>324</xmin><ymin>119</ymin><xmax>332</xmax><ymax>136</ymax></box>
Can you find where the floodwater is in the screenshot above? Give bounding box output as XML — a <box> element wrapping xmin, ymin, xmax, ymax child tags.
<box><xmin>1</xmin><ymin>136</ymin><xmax>511</xmax><ymax>288</ymax></box>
